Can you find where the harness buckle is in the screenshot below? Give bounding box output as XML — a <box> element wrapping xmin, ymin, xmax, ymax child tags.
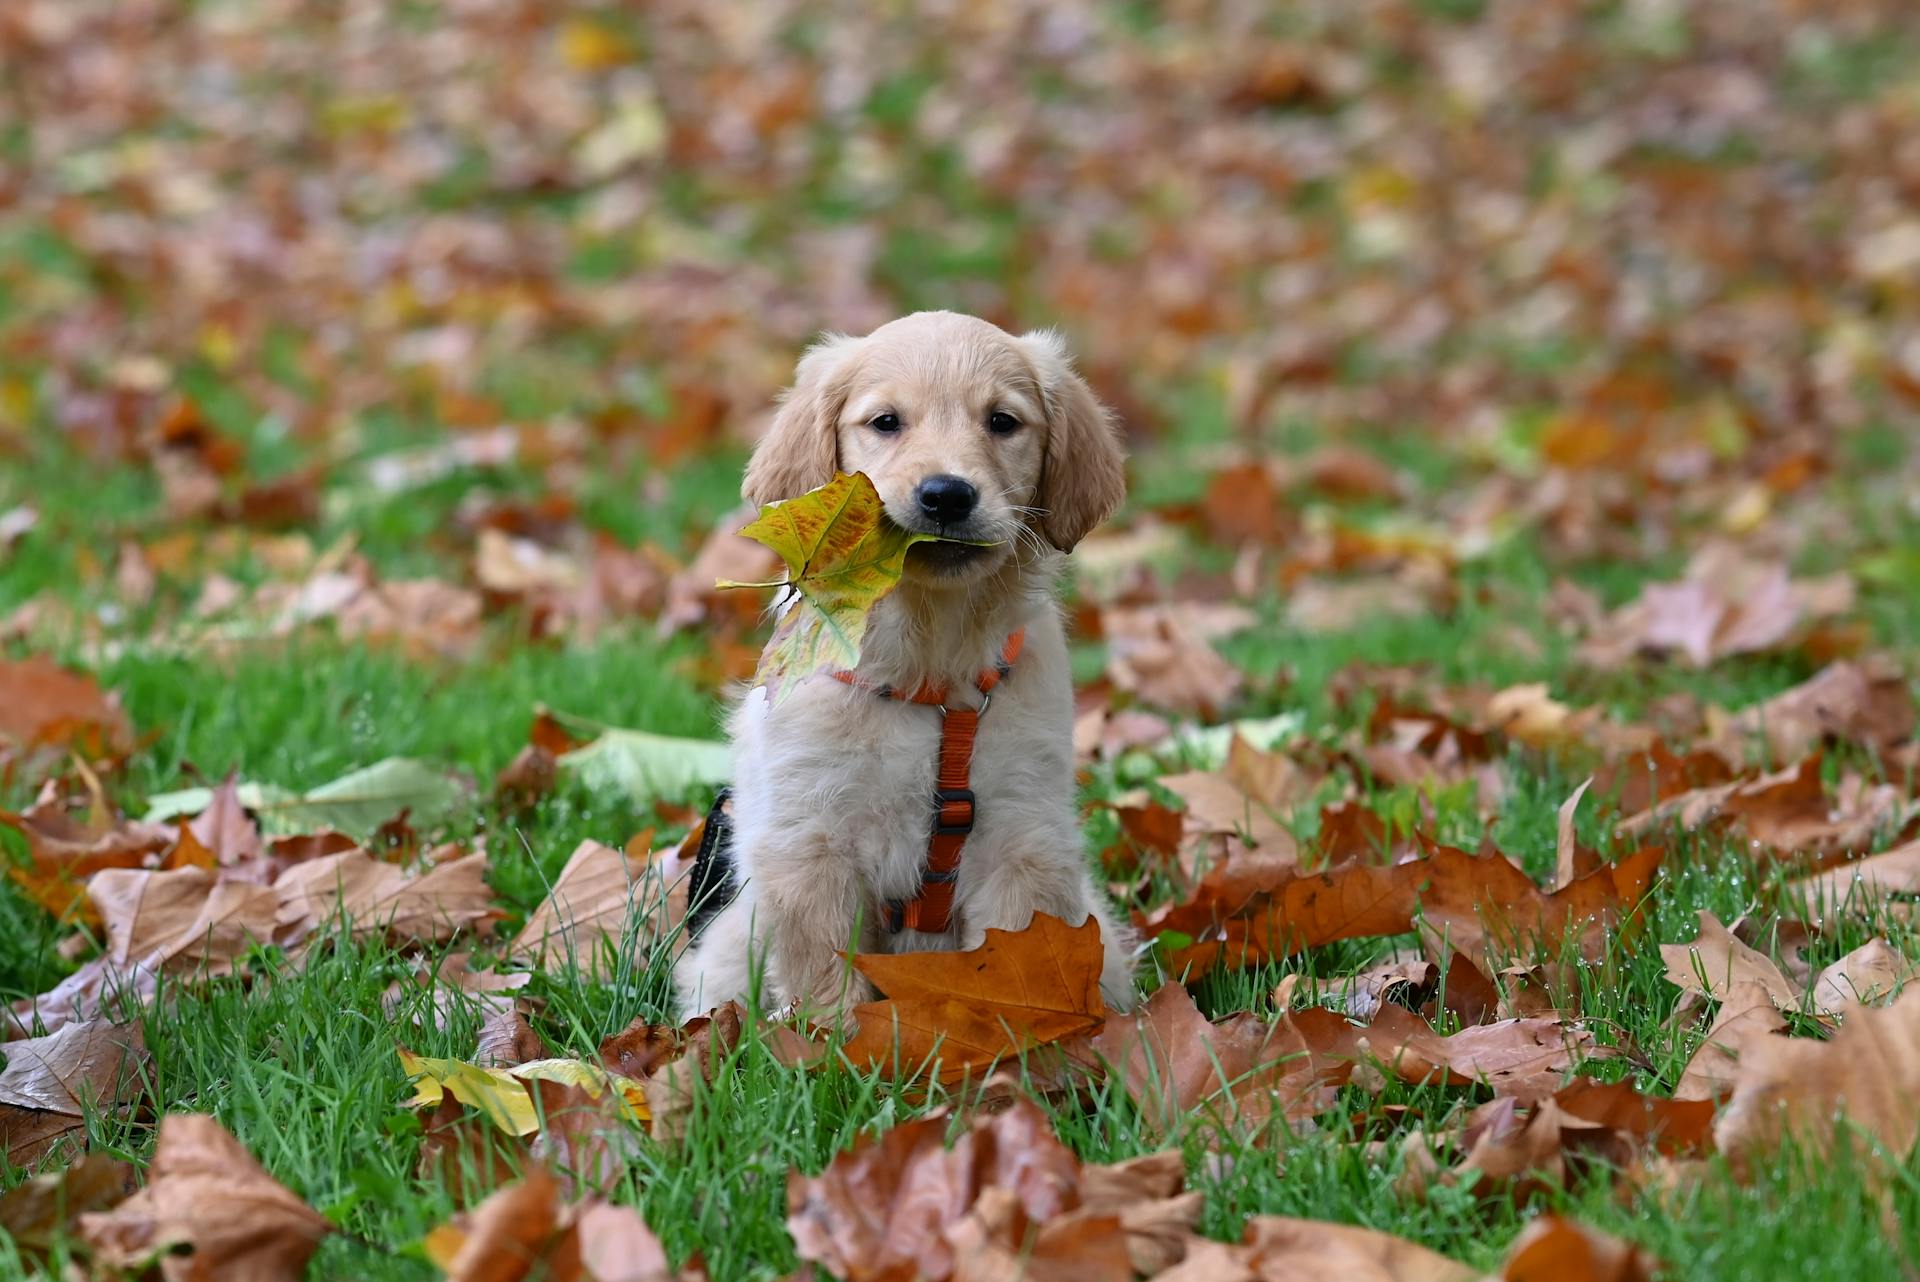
<box><xmin>932</xmin><ymin>787</ymin><xmax>976</xmax><ymax>835</ymax></box>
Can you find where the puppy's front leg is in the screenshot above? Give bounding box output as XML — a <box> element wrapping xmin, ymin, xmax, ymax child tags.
<box><xmin>756</xmin><ymin>837</ymin><xmax>877</xmax><ymax>1021</ymax></box>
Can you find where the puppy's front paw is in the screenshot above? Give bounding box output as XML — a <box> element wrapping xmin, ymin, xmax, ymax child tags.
<box><xmin>782</xmin><ymin>968</ymin><xmax>877</xmax><ymax>1037</ymax></box>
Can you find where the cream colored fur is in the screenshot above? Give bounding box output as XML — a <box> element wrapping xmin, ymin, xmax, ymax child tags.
<box><xmin>673</xmin><ymin>312</ymin><xmax>1137</xmax><ymax>1021</ymax></box>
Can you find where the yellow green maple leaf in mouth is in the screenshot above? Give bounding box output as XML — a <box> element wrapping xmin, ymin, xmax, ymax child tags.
<box><xmin>717</xmin><ymin>471</ymin><xmax>992</xmax><ymax>702</ymax></box>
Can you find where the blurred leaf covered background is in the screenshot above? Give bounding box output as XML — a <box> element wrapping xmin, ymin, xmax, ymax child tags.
<box><xmin>5</xmin><ymin>1</ymin><xmax>1920</xmax><ymax>1280</ymax></box>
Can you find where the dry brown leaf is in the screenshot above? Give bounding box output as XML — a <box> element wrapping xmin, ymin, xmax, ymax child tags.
<box><xmin>786</xmin><ymin>1096</ymin><xmax>1193</xmax><ymax>1282</ymax></box>
<box><xmin>1499</xmin><ymin>1215</ymin><xmax>1658</xmax><ymax>1282</ymax></box>
<box><xmin>598</xmin><ymin>1018</ymin><xmax>689</xmax><ymax>1082</ymax></box>
<box><xmin>1157</xmin><ymin>770</ymin><xmax>1297</xmax><ymax>854</ymax></box>
<box><xmin>1073</xmin><ymin>705</ymin><xmax>1174</xmax><ymax>766</ymax></box>
<box><xmin>1550</xmin><ymin>1078</ymin><xmax>1718</xmax><ymax>1156</ymax></box>
<box><xmin>385</xmin><ymin>951</ymin><xmax>533</xmax><ymax>1034</ymax></box>
<box><xmin>424</xmin><ymin>1164</ymin><xmax>563</xmax><ymax>1281</ymax></box>
<box><xmin>1</xmin><ymin>795</ymin><xmax>176</xmax><ymax>923</ymax></box>
<box><xmin>273</xmin><ymin>846</ymin><xmax>496</xmax><ymax>947</ymax></box>
<box><xmin>1809</xmin><ymin>939</ymin><xmax>1916</xmax><ymax>1015</ymax></box>
<box><xmin>1674</xmin><ymin>980</ymin><xmax>1789</xmax><ymax>1102</ymax></box>
<box><xmin>1616</xmin><ymin>754</ymin><xmax>1898</xmax><ymax>860</ymax></box>
<box><xmin>1715</xmin><ymin>984</ymin><xmax>1920</xmax><ymax>1178</ymax></box>
<box><xmin>7</xmin><ymin>953</ymin><xmax>162</xmax><ymax>1041</ymax></box>
<box><xmin>1101</xmin><ymin>603</ymin><xmax>1251</xmax><ymax>718</ymax></box>
<box><xmin>1578</xmin><ymin>552</ymin><xmax>1853</xmax><ymax>669</ymax></box>
<box><xmin>1082</xmin><ymin>983</ymin><xmax>1255</xmax><ymax>1139</ymax></box>
<box><xmin>258</xmin><ymin>561</ymin><xmax>484</xmax><ymax>659</ymax></box>
<box><xmin>1339</xmin><ymin>958</ymin><xmax>1439</xmax><ymax>1022</ymax></box>
<box><xmin>841</xmin><ymin>914</ymin><xmax>1107</xmax><ymax>1081</ymax></box>
<box><xmin>1484</xmin><ymin>685</ymin><xmax>1624</xmax><ymax>756</ymax></box>
<box><xmin>1406</xmin><ymin>1080</ymin><xmax>1712</xmax><ymax>1209</ymax></box>
<box><xmin>1591</xmin><ymin>742</ymin><xmax>1737</xmax><ymax>818</ymax></box>
<box><xmin>659</xmin><ymin>504</ymin><xmax>782</xmax><ymax>637</ymax></box>
<box><xmin>641</xmin><ymin>1003</ymin><xmax>749</xmax><ymax>1144</ymax></box>
<box><xmin>187</xmin><ymin>775</ymin><xmax>263</xmax><ymax>866</ymax></box>
<box><xmin>0</xmin><ymin>657</ymin><xmax>135</xmax><ymax>777</ymax></box>
<box><xmin>1789</xmin><ymin>838</ymin><xmax>1920</xmax><ymax>917</ymax></box>
<box><xmin>1659</xmin><ymin>912</ymin><xmax>1800</xmax><ymax>1010</ymax></box>
<box><xmin>510</xmin><ymin>837</ymin><xmax>690</xmax><ymax>978</ymax></box>
<box><xmin>476</xmin><ymin>1007</ymin><xmax>551</xmax><ymax>1070</ymax></box>
<box><xmin>89</xmin><ymin>866</ymin><xmax>280</xmax><ymax>975</ymax></box>
<box><xmin>0</xmin><ymin>1018</ymin><xmax>148</xmax><ymax>1164</ymax></box>
<box><xmin>1287</xmin><ymin>572</ymin><xmax>1445</xmax><ymax>636</ymax></box>
<box><xmin>1152</xmin><ymin>841</ymin><xmax>1659</xmax><ymax>978</ymax></box>
<box><xmin>1087</xmin><ymin>985</ymin><xmax>1601</xmax><ymax>1140</ymax></box>
<box><xmin>1553</xmin><ymin>778</ymin><xmax>1599</xmax><ymax>891</ymax></box>
<box><xmin>0</xmin><ymin>1153</ymin><xmax>137</xmax><ymax>1264</ymax></box>
<box><xmin>80</xmin><ymin>1113</ymin><xmax>333</xmax><ymax>1281</ymax></box>
<box><xmin>475</xmin><ymin>526</ymin><xmax>583</xmax><ymax>597</ymax></box>
<box><xmin>1200</xmin><ymin>460</ymin><xmax>1287</xmax><ymax>547</ymax></box>
<box><xmin>1154</xmin><ymin>1215</ymin><xmax>1474</xmax><ymax>1282</ymax></box>
<box><xmin>1354</xmin><ymin>1006</ymin><xmax>1604</xmax><ymax>1102</ymax></box>
<box><xmin>1708</xmin><ymin>660</ymin><xmax>1915</xmax><ymax>764</ymax></box>
<box><xmin>1222</xmin><ymin>735</ymin><xmax>1316</xmax><ymax>814</ymax></box>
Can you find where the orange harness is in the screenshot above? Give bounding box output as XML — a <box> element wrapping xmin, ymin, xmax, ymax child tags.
<box><xmin>832</xmin><ymin>630</ymin><xmax>1025</xmax><ymax>934</ymax></box>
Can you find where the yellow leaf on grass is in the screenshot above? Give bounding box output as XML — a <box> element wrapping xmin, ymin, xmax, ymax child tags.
<box><xmin>514</xmin><ymin>1058</ymin><xmax>651</xmax><ymax>1121</ymax></box>
<box><xmin>397</xmin><ymin>1050</ymin><xmax>651</xmax><ymax>1136</ymax></box>
<box><xmin>717</xmin><ymin>472</ymin><xmax>953</xmax><ymax>701</ymax></box>
<box><xmin>399</xmin><ymin>1049</ymin><xmax>539</xmax><ymax>1135</ymax></box>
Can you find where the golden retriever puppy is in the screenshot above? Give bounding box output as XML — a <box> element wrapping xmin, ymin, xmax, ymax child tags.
<box><xmin>673</xmin><ymin>311</ymin><xmax>1138</xmax><ymax>1022</ymax></box>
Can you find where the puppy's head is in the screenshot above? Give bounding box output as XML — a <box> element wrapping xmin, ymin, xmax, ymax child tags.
<box><xmin>743</xmin><ymin>312</ymin><xmax>1126</xmax><ymax>584</ymax></box>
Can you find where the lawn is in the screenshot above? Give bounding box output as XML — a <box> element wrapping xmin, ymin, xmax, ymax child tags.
<box><xmin>4</xmin><ymin>2</ymin><xmax>1920</xmax><ymax>1280</ymax></box>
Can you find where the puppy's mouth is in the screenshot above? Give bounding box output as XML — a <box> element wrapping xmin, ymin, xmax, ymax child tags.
<box><xmin>906</xmin><ymin>540</ymin><xmax>995</xmax><ymax>575</ymax></box>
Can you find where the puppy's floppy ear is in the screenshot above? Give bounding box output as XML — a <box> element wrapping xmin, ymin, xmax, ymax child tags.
<box><xmin>1020</xmin><ymin>329</ymin><xmax>1126</xmax><ymax>552</ymax></box>
<box><xmin>743</xmin><ymin>333</ymin><xmax>861</xmax><ymax>507</ymax></box>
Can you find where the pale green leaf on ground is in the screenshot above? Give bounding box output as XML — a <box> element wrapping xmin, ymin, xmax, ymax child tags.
<box><xmin>556</xmin><ymin>728</ymin><xmax>732</xmax><ymax>801</ymax></box>
<box><xmin>142</xmin><ymin>757</ymin><xmax>472</xmax><ymax>838</ymax></box>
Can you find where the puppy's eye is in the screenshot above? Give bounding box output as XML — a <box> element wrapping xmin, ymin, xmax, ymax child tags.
<box><xmin>868</xmin><ymin>412</ymin><xmax>901</xmax><ymax>433</ymax></box>
<box><xmin>987</xmin><ymin>411</ymin><xmax>1020</xmax><ymax>435</ymax></box>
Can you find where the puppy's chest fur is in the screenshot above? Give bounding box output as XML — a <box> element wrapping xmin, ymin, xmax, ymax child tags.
<box><xmin>725</xmin><ymin>611</ymin><xmax>1078</xmax><ymax>945</ymax></box>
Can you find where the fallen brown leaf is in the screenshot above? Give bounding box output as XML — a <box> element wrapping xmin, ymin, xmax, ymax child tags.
<box><xmin>1674</xmin><ymin>980</ymin><xmax>1789</xmax><ymax>1102</ymax></box>
<box><xmin>509</xmin><ymin>836</ymin><xmax>690</xmax><ymax>977</ymax></box>
<box><xmin>1156</xmin><ymin>769</ymin><xmax>1297</xmax><ymax>855</ymax></box>
<box><xmin>786</xmin><ymin>1096</ymin><xmax>1194</xmax><ymax>1282</ymax></box>
<box><xmin>1</xmin><ymin>1017</ymin><xmax>149</xmax><ymax>1164</ymax></box>
<box><xmin>90</xmin><ymin>866</ymin><xmax>280</xmax><ymax>975</ymax></box>
<box><xmin>1151</xmin><ymin>1215</ymin><xmax>1473</xmax><ymax>1282</ymax></box>
<box><xmin>1788</xmin><ymin>838</ymin><xmax>1920</xmax><ymax>918</ymax></box>
<box><xmin>186</xmin><ymin>776</ymin><xmax>264</xmax><ymax>867</ymax></box>
<box><xmin>0</xmin><ymin>1152</ymin><xmax>137</xmax><ymax>1264</ymax></box>
<box><xmin>7</xmin><ymin>953</ymin><xmax>162</xmax><ymax>1041</ymax></box>
<box><xmin>1101</xmin><ymin>603</ymin><xmax>1251</xmax><ymax>718</ymax></box>
<box><xmin>1707</xmin><ymin>660</ymin><xmax>1915</xmax><ymax>764</ymax></box>
<box><xmin>386</xmin><ymin>951</ymin><xmax>533</xmax><ymax>1033</ymax></box>
<box><xmin>1578</xmin><ymin>550</ymin><xmax>1853</xmax><ymax>669</ymax></box>
<box><xmin>1499</xmin><ymin>1215</ymin><xmax>1658</xmax><ymax>1282</ymax></box>
<box><xmin>0</xmin><ymin>657</ymin><xmax>135</xmax><ymax>780</ymax></box>
<box><xmin>80</xmin><ymin>1113</ymin><xmax>333</xmax><ymax>1281</ymax></box>
<box><xmin>1660</xmin><ymin>911</ymin><xmax>1800</xmax><ymax>1010</ymax></box>
<box><xmin>1151</xmin><ymin>841</ymin><xmax>1659</xmax><ymax>979</ymax></box>
<box><xmin>1617</xmin><ymin>754</ymin><xmax>1900</xmax><ymax>860</ymax></box>
<box><xmin>274</xmin><ymin>846</ymin><xmax>497</xmax><ymax>947</ymax></box>
<box><xmin>1714</xmin><ymin>984</ymin><xmax>1920</xmax><ymax>1178</ymax></box>
<box><xmin>841</xmin><ymin>914</ymin><xmax>1107</xmax><ymax>1081</ymax></box>
<box><xmin>1</xmin><ymin>792</ymin><xmax>175</xmax><ymax>923</ymax></box>
<box><xmin>1662</xmin><ymin>912</ymin><xmax>1914</xmax><ymax>1019</ymax></box>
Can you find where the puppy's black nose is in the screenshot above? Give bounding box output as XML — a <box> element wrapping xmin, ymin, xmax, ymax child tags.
<box><xmin>915</xmin><ymin>474</ymin><xmax>978</xmax><ymax>524</ymax></box>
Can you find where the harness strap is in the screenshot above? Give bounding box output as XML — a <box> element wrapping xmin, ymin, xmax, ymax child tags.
<box><xmin>832</xmin><ymin>629</ymin><xmax>1025</xmax><ymax>934</ymax></box>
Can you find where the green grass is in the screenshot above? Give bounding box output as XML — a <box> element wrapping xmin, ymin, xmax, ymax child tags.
<box><xmin>6</xmin><ymin>419</ymin><xmax>1919</xmax><ymax>1281</ymax></box>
